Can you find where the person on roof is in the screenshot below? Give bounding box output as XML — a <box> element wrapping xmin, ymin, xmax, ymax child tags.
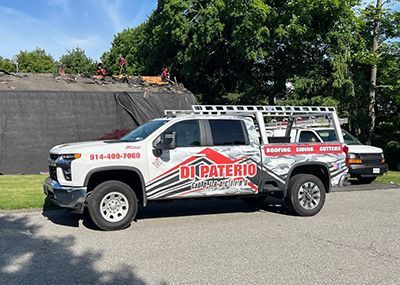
<box><xmin>119</xmin><ymin>54</ymin><xmax>127</xmax><ymax>75</ymax></box>
<box><xmin>96</xmin><ymin>62</ymin><xmax>106</xmax><ymax>77</ymax></box>
<box><xmin>57</xmin><ymin>63</ymin><xmax>65</xmax><ymax>76</ymax></box>
<box><xmin>161</xmin><ymin>67</ymin><xmax>170</xmax><ymax>82</ymax></box>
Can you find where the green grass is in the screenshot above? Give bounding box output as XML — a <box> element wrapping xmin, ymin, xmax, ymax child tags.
<box><xmin>376</xmin><ymin>171</ymin><xmax>400</xmax><ymax>186</ymax></box>
<box><xmin>0</xmin><ymin>171</ymin><xmax>399</xmax><ymax>210</ymax></box>
<box><xmin>0</xmin><ymin>175</ymin><xmax>50</xmax><ymax>210</ymax></box>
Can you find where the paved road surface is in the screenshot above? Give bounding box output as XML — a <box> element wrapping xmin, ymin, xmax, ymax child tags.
<box><xmin>1</xmin><ymin>187</ymin><xmax>400</xmax><ymax>284</ymax></box>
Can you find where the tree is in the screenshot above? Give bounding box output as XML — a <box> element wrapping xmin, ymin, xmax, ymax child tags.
<box><xmin>131</xmin><ymin>0</ymin><xmax>362</xmax><ymax>106</ymax></box>
<box><xmin>0</xmin><ymin>56</ymin><xmax>14</xmax><ymax>72</ymax></box>
<box><xmin>355</xmin><ymin>0</ymin><xmax>400</xmax><ymax>142</ymax></box>
<box><xmin>16</xmin><ymin>48</ymin><xmax>56</xmax><ymax>73</ymax></box>
<box><xmin>59</xmin><ymin>48</ymin><xmax>94</xmax><ymax>75</ymax></box>
<box><xmin>373</xmin><ymin>42</ymin><xmax>400</xmax><ymax>168</ymax></box>
<box><xmin>101</xmin><ymin>24</ymin><xmax>147</xmax><ymax>75</ymax></box>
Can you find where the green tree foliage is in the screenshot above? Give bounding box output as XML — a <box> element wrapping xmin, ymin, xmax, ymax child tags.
<box><xmin>101</xmin><ymin>24</ymin><xmax>147</xmax><ymax>75</ymax></box>
<box><xmin>104</xmin><ymin>0</ymin><xmax>363</xmax><ymax>106</ymax></box>
<box><xmin>0</xmin><ymin>56</ymin><xmax>14</xmax><ymax>72</ymax></box>
<box><xmin>16</xmin><ymin>48</ymin><xmax>56</xmax><ymax>73</ymax></box>
<box><xmin>59</xmin><ymin>48</ymin><xmax>95</xmax><ymax>75</ymax></box>
<box><xmin>373</xmin><ymin>42</ymin><xmax>400</xmax><ymax>168</ymax></box>
<box><xmin>101</xmin><ymin>0</ymin><xmax>400</xmax><ymax>167</ymax></box>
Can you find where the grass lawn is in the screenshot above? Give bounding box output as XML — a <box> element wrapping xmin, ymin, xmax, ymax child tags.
<box><xmin>0</xmin><ymin>175</ymin><xmax>50</xmax><ymax>210</ymax></box>
<box><xmin>0</xmin><ymin>171</ymin><xmax>398</xmax><ymax>211</ymax></box>
<box><xmin>376</xmin><ymin>171</ymin><xmax>400</xmax><ymax>186</ymax></box>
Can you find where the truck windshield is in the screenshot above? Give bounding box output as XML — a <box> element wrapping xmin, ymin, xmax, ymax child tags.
<box><xmin>121</xmin><ymin>120</ymin><xmax>167</xmax><ymax>142</ymax></box>
<box><xmin>316</xmin><ymin>129</ymin><xmax>362</xmax><ymax>145</ymax></box>
<box><xmin>342</xmin><ymin>130</ymin><xmax>362</xmax><ymax>145</ymax></box>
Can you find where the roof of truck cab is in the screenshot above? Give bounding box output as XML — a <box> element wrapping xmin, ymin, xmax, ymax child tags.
<box><xmin>164</xmin><ymin>114</ymin><xmax>253</xmax><ymax>120</ymax></box>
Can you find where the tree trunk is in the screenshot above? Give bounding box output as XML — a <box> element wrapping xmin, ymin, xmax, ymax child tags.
<box><xmin>368</xmin><ymin>0</ymin><xmax>382</xmax><ymax>144</ymax></box>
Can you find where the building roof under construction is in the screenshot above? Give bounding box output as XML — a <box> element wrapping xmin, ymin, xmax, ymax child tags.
<box><xmin>0</xmin><ymin>72</ymin><xmax>192</xmax><ymax>95</ymax></box>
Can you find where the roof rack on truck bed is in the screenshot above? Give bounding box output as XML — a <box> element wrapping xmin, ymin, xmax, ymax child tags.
<box><xmin>264</xmin><ymin>117</ymin><xmax>349</xmax><ymax>130</ymax></box>
<box><xmin>165</xmin><ymin>105</ymin><xmax>337</xmax><ymax>116</ymax></box>
<box><xmin>165</xmin><ymin>105</ymin><xmax>344</xmax><ymax>144</ymax></box>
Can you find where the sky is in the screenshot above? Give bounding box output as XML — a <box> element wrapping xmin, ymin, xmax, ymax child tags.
<box><xmin>0</xmin><ymin>0</ymin><xmax>157</xmax><ymax>61</ymax></box>
<box><xmin>0</xmin><ymin>1</ymin><xmax>399</xmax><ymax>61</ymax></box>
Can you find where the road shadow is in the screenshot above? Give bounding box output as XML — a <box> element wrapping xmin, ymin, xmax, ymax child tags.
<box><xmin>42</xmin><ymin>196</ymin><xmax>292</xmax><ymax>229</ymax></box>
<box><xmin>137</xmin><ymin>196</ymin><xmax>292</xmax><ymax>220</ymax></box>
<box><xmin>0</xmin><ymin>214</ymin><xmax>149</xmax><ymax>285</ymax></box>
<box><xmin>41</xmin><ymin>197</ymin><xmax>99</xmax><ymax>230</ymax></box>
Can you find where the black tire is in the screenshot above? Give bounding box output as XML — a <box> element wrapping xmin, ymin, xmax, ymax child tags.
<box><xmin>286</xmin><ymin>174</ymin><xmax>326</xmax><ymax>216</ymax></box>
<box><xmin>356</xmin><ymin>176</ymin><xmax>376</xmax><ymax>184</ymax></box>
<box><xmin>87</xmin><ymin>180</ymin><xmax>138</xmax><ymax>231</ymax></box>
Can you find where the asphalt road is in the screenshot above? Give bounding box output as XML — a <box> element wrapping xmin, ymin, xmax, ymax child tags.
<box><xmin>1</xmin><ymin>185</ymin><xmax>400</xmax><ymax>285</ymax></box>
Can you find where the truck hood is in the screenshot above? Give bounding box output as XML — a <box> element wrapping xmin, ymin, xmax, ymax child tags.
<box><xmin>50</xmin><ymin>140</ymin><xmax>127</xmax><ymax>154</ymax></box>
<box><xmin>347</xmin><ymin>144</ymin><xmax>383</xmax><ymax>154</ymax></box>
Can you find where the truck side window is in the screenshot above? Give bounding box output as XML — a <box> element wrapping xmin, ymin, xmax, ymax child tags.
<box><xmin>164</xmin><ymin>120</ymin><xmax>201</xmax><ymax>147</ymax></box>
<box><xmin>209</xmin><ymin>120</ymin><xmax>248</xmax><ymax>146</ymax></box>
<box><xmin>299</xmin><ymin>131</ymin><xmax>321</xmax><ymax>143</ymax></box>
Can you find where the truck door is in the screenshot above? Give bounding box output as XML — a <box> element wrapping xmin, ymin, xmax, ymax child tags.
<box><xmin>202</xmin><ymin>118</ymin><xmax>262</xmax><ymax>196</ymax></box>
<box><xmin>146</xmin><ymin>118</ymin><xmax>261</xmax><ymax>200</ymax></box>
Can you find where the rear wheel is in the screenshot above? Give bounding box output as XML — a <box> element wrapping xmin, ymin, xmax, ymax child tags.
<box><xmin>287</xmin><ymin>174</ymin><xmax>326</xmax><ymax>216</ymax></box>
<box><xmin>87</xmin><ymin>180</ymin><xmax>138</xmax><ymax>231</ymax></box>
<box><xmin>356</xmin><ymin>176</ymin><xmax>376</xmax><ymax>184</ymax></box>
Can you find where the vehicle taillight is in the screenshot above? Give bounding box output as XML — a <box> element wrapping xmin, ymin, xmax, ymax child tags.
<box><xmin>343</xmin><ymin>145</ymin><xmax>349</xmax><ymax>166</ymax></box>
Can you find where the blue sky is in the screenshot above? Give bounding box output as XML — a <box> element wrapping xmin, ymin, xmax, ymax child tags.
<box><xmin>0</xmin><ymin>1</ymin><xmax>398</xmax><ymax>61</ymax></box>
<box><xmin>0</xmin><ymin>0</ymin><xmax>157</xmax><ymax>60</ymax></box>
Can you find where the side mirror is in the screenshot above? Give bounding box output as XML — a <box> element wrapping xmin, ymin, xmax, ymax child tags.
<box><xmin>153</xmin><ymin>132</ymin><xmax>177</xmax><ymax>157</ymax></box>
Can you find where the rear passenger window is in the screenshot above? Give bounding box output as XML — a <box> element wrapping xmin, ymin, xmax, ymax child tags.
<box><xmin>209</xmin><ymin>120</ymin><xmax>248</xmax><ymax>146</ymax></box>
<box><xmin>299</xmin><ymin>131</ymin><xmax>321</xmax><ymax>143</ymax></box>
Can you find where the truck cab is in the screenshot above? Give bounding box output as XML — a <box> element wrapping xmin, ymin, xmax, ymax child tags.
<box><xmin>44</xmin><ymin>105</ymin><xmax>349</xmax><ymax>230</ymax></box>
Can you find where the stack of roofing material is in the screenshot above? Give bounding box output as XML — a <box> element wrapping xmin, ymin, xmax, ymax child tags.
<box><xmin>0</xmin><ymin>73</ymin><xmax>197</xmax><ymax>174</ymax></box>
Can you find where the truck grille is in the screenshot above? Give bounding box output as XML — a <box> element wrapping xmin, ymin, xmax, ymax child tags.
<box><xmin>49</xmin><ymin>166</ymin><xmax>57</xmax><ymax>181</ymax></box>
<box><xmin>360</xmin><ymin>153</ymin><xmax>382</xmax><ymax>165</ymax></box>
<box><xmin>50</xmin><ymin>153</ymin><xmax>60</xmax><ymax>160</ymax></box>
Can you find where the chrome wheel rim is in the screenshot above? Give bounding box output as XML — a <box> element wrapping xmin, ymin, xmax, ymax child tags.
<box><xmin>100</xmin><ymin>192</ymin><xmax>129</xmax><ymax>223</ymax></box>
<box><xmin>298</xmin><ymin>182</ymin><xmax>321</xmax><ymax>210</ymax></box>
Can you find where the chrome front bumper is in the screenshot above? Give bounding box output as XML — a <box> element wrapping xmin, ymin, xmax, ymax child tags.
<box><xmin>43</xmin><ymin>177</ymin><xmax>87</xmax><ymax>213</ymax></box>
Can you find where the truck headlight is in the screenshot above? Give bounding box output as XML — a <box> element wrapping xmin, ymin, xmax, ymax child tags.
<box><xmin>381</xmin><ymin>153</ymin><xmax>385</xmax><ymax>164</ymax></box>
<box><xmin>348</xmin><ymin>153</ymin><xmax>362</xmax><ymax>164</ymax></box>
<box><xmin>61</xmin><ymin>153</ymin><xmax>81</xmax><ymax>160</ymax></box>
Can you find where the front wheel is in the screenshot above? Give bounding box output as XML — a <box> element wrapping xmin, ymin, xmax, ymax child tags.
<box><xmin>87</xmin><ymin>180</ymin><xmax>138</xmax><ymax>231</ymax></box>
<box><xmin>286</xmin><ymin>174</ymin><xmax>326</xmax><ymax>216</ymax></box>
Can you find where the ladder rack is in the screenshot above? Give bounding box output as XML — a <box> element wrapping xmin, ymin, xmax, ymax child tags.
<box><xmin>264</xmin><ymin>117</ymin><xmax>348</xmax><ymax>129</ymax></box>
<box><xmin>192</xmin><ymin>105</ymin><xmax>336</xmax><ymax>115</ymax></box>
<box><xmin>165</xmin><ymin>105</ymin><xmax>337</xmax><ymax>117</ymax></box>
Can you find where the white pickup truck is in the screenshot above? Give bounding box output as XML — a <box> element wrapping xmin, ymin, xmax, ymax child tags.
<box><xmin>44</xmin><ymin>105</ymin><xmax>349</xmax><ymax>230</ymax></box>
<box><xmin>269</xmin><ymin>126</ymin><xmax>387</xmax><ymax>184</ymax></box>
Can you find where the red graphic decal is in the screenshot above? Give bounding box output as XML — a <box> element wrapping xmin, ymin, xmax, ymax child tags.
<box><xmin>147</xmin><ymin>148</ymin><xmax>259</xmax><ymax>194</ymax></box>
<box><xmin>264</xmin><ymin>144</ymin><xmax>343</xmax><ymax>156</ymax></box>
<box><xmin>147</xmin><ymin>148</ymin><xmax>248</xmax><ymax>184</ymax></box>
<box><xmin>180</xmin><ymin>163</ymin><xmax>257</xmax><ymax>179</ymax></box>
